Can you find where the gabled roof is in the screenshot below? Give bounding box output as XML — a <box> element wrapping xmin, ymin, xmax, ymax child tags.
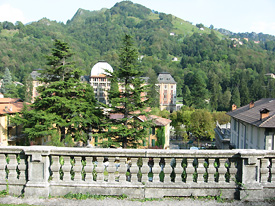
<box><xmin>227</xmin><ymin>98</ymin><xmax>275</xmax><ymax>128</ymax></box>
<box><xmin>138</xmin><ymin>115</ymin><xmax>172</xmax><ymax>126</ymax></box>
<box><xmin>109</xmin><ymin>113</ymin><xmax>171</xmax><ymax>127</ymax></box>
<box><xmin>157</xmin><ymin>72</ymin><xmax>176</xmax><ymax>84</ymax></box>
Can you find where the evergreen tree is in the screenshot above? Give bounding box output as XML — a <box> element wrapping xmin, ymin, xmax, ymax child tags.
<box><xmin>1</xmin><ymin>68</ymin><xmax>18</xmax><ymax>98</ymax></box>
<box><xmin>231</xmin><ymin>87</ymin><xmax>241</xmax><ymax>107</ymax></box>
<box><xmin>147</xmin><ymin>69</ymin><xmax>159</xmax><ymax>108</ymax></box>
<box><xmin>182</xmin><ymin>85</ymin><xmax>192</xmax><ymax>107</ymax></box>
<box><xmin>103</xmin><ymin>34</ymin><xmax>150</xmax><ymax>148</ymax></box>
<box><xmin>22</xmin><ymin>74</ymin><xmax>33</xmax><ymax>103</ymax></box>
<box><xmin>13</xmin><ymin>40</ymin><xmax>102</xmax><ymax>146</ymax></box>
<box><xmin>156</xmin><ymin>126</ymin><xmax>165</xmax><ymax>148</ymax></box>
<box><xmin>208</xmin><ymin>73</ymin><xmax>221</xmax><ymax>111</ymax></box>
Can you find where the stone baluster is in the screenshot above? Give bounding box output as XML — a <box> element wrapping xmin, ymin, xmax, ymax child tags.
<box><xmin>151</xmin><ymin>158</ymin><xmax>160</xmax><ymax>182</ymax></box>
<box><xmin>85</xmin><ymin>157</ymin><xmax>94</xmax><ymax>182</ymax></box>
<box><xmin>18</xmin><ymin>154</ymin><xmax>26</xmax><ymax>181</ymax></box>
<box><xmin>218</xmin><ymin>158</ymin><xmax>227</xmax><ymax>183</ymax></box>
<box><xmin>174</xmin><ymin>158</ymin><xmax>183</xmax><ymax>183</ymax></box>
<box><xmin>0</xmin><ymin>154</ymin><xmax>6</xmax><ymax>181</ymax></box>
<box><xmin>118</xmin><ymin>157</ymin><xmax>127</xmax><ymax>183</ymax></box>
<box><xmin>107</xmin><ymin>157</ymin><xmax>116</xmax><ymax>183</ymax></box>
<box><xmin>271</xmin><ymin>158</ymin><xmax>275</xmax><ymax>183</ymax></box>
<box><xmin>141</xmin><ymin>158</ymin><xmax>150</xmax><ymax>183</ymax></box>
<box><xmin>186</xmin><ymin>158</ymin><xmax>195</xmax><ymax>183</ymax></box>
<box><xmin>51</xmin><ymin>156</ymin><xmax>60</xmax><ymax>182</ymax></box>
<box><xmin>163</xmin><ymin>158</ymin><xmax>172</xmax><ymax>183</ymax></box>
<box><xmin>197</xmin><ymin>158</ymin><xmax>206</xmax><ymax>183</ymax></box>
<box><xmin>208</xmin><ymin>158</ymin><xmax>216</xmax><ymax>183</ymax></box>
<box><xmin>130</xmin><ymin>157</ymin><xmax>139</xmax><ymax>183</ymax></box>
<box><xmin>7</xmin><ymin>154</ymin><xmax>18</xmax><ymax>181</ymax></box>
<box><xmin>73</xmin><ymin>157</ymin><xmax>82</xmax><ymax>182</ymax></box>
<box><xmin>260</xmin><ymin>158</ymin><xmax>269</xmax><ymax>183</ymax></box>
<box><xmin>95</xmin><ymin>157</ymin><xmax>104</xmax><ymax>182</ymax></box>
<box><xmin>62</xmin><ymin>156</ymin><xmax>72</xmax><ymax>181</ymax></box>
<box><xmin>229</xmin><ymin>159</ymin><xmax>238</xmax><ymax>184</ymax></box>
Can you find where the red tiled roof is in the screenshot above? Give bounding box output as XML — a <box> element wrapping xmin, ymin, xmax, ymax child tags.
<box><xmin>109</xmin><ymin>112</ymin><xmax>171</xmax><ymax>126</ymax></box>
<box><xmin>0</xmin><ymin>98</ymin><xmax>26</xmax><ymax>115</ymax></box>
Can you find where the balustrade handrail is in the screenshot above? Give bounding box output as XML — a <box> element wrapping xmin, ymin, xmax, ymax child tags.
<box><xmin>0</xmin><ymin>146</ymin><xmax>275</xmax><ymax>200</ymax></box>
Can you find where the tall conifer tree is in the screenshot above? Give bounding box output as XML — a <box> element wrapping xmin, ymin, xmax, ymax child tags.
<box><xmin>103</xmin><ymin>34</ymin><xmax>150</xmax><ymax>148</ymax></box>
<box><xmin>13</xmin><ymin>40</ymin><xmax>102</xmax><ymax>146</ymax></box>
<box><xmin>1</xmin><ymin>67</ymin><xmax>18</xmax><ymax>98</ymax></box>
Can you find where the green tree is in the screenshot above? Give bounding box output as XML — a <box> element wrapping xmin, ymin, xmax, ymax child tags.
<box><xmin>156</xmin><ymin>126</ymin><xmax>165</xmax><ymax>148</ymax></box>
<box><xmin>0</xmin><ymin>68</ymin><xmax>18</xmax><ymax>98</ymax></box>
<box><xmin>13</xmin><ymin>40</ymin><xmax>102</xmax><ymax>146</ymax></box>
<box><xmin>208</xmin><ymin>73</ymin><xmax>221</xmax><ymax>111</ymax></box>
<box><xmin>146</xmin><ymin>69</ymin><xmax>159</xmax><ymax>108</ymax></box>
<box><xmin>189</xmin><ymin>109</ymin><xmax>215</xmax><ymax>141</ymax></box>
<box><xmin>103</xmin><ymin>34</ymin><xmax>151</xmax><ymax>148</ymax></box>
<box><xmin>182</xmin><ymin>85</ymin><xmax>192</xmax><ymax>107</ymax></box>
<box><xmin>231</xmin><ymin>87</ymin><xmax>241</xmax><ymax>107</ymax></box>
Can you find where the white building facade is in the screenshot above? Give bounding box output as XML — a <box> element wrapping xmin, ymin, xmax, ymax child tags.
<box><xmin>227</xmin><ymin>99</ymin><xmax>275</xmax><ymax>150</ymax></box>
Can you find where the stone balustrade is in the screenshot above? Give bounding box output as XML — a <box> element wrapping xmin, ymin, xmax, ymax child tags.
<box><xmin>0</xmin><ymin>146</ymin><xmax>275</xmax><ymax>200</ymax></box>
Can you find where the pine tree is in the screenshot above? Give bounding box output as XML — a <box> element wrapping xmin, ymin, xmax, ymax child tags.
<box><xmin>13</xmin><ymin>40</ymin><xmax>102</xmax><ymax>146</ymax></box>
<box><xmin>103</xmin><ymin>34</ymin><xmax>150</xmax><ymax>148</ymax></box>
<box><xmin>182</xmin><ymin>85</ymin><xmax>192</xmax><ymax>107</ymax></box>
<box><xmin>147</xmin><ymin>69</ymin><xmax>159</xmax><ymax>108</ymax></box>
<box><xmin>231</xmin><ymin>87</ymin><xmax>241</xmax><ymax>107</ymax></box>
<box><xmin>1</xmin><ymin>68</ymin><xmax>18</xmax><ymax>98</ymax></box>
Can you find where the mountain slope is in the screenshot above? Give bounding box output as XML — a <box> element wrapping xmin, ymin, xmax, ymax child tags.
<box><xmin>0</xmin><ymin>1</ymin><xmax>275</xmax><ymax>110</ymax></box>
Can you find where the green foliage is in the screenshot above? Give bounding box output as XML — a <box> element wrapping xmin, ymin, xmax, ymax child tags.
<box><xmin>0</xmin><ymin>68</ymin><xmax>19</xmax><ymax>98</ymax></box>
<box><xmin>0</xmin><ymin>1</ymin><xmax>275</xmax><ymax>112</ymax></box>
<box><xmin>103</xmin><ymin>34</ymin><xmax>151</xmax><ymax>148</ymax></box>
<box><xmin>212</xmin><ymin>111</ymin><xmax>230</xmax><ymax>125</ymax></box>
<box><xmin>63</xmin><ymin>192</ymin><xmax>127</xmax><ymax>200</ymax></box>
<box><xmin>156</xmin><ymin>126</ymin><xmax>165</xmax><ymax>147</ymax></box>
<box><xmin>0</xmin><ymin>180</ymin><xmax>9</xmax><ymax>197</ymax></box>
<box><xmin>12</xmin><ymin>40</ymin><xmax>102</xmax><ymax>146</ymax></box>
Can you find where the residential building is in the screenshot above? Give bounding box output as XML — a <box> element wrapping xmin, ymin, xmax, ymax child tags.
<box><xmin>30</xmin><ymin>69</ymin><xmax>43</xmax><ymax>103</ymax></box>
<box><xmin>156</xmin><ymin>72</ymin><xmax>177</xmax><ymax>112</ymax></box>
<box><xmin>90</xmin><ymin>62</ymin><xmax>178</xmax><ymax>112</ymax></box>
<box><xmin>214</xmin><ymin>122</ymin><xmax>231</xmax><ymax>149</ymax></box>
<box><xmin>89</xmin><ymin>113</ymin><xmax>171</xmax><ymax>149</ymax></box>
<box><xmin>227</xmin><ymin>98</ymin><xmax>275</xmax><ymax>149</ymax></box>
<box><xmin>90</xmin><ymin>61</ymin><xmax>113</xmax><ymax>104</ymax></box>
<box><xmin>0</xmin><ymin>98</ymin><xmax>25</xmax><ymax>146</ymax></box>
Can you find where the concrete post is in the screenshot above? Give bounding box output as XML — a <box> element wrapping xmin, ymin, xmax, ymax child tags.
<box><xmin>239</xmin><ymin>150</ymin><xmax>264</xmax><ymax>201</ymax></box>
<box><xmin>24</xmin><ymin>146</ymin><xmax>52</xmax><ymax>197</ymax></box>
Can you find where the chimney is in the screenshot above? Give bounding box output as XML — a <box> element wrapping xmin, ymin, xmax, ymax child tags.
<box><xmin>232</xmin><ymin>104</ymin><xmax>237</xmax><ymax>111</ymax></box>
<box><xmin>260</xmin><ymin>108</ymin><xmax>270</xmax><ymax>120</ymax></box>
<box><xmin>249</xmin><ymin>101</ymin><xmax>254</xmax><ymax>109</ymax></box>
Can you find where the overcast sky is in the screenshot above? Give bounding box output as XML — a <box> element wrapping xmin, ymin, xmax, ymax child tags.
<box><xmin>0</xmin><ymin>0</ymin><xmax>275</xmax><ymax>35</ymax></box>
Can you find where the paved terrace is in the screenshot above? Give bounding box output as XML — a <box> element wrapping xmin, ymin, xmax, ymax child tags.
<box><xmin>0</xmin><ymin>146</ymin><xmax>275</xmax><ymax>201</ymax></box>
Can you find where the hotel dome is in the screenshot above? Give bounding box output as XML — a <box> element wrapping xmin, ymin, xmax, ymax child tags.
<box><xmin>91</xmin><ymin>61</ymin><xmax>113</xmax><ymax>76</ymax></box>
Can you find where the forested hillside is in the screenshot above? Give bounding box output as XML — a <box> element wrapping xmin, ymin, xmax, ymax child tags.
<box><xmin>1</xmin><ymin>1</ymin><xmax>275</xmax><ymax>111</ymax></box>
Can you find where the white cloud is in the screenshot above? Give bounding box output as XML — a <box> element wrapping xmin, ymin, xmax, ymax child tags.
<box><xmin>250</xmin><ymin>21</ymin><xmax>275</xmax><ymax>35</ymax></box>
<box><xmin>0</xmin><ymin>4</ymin><xmax>27</xmax><ymax>23</ymax></box>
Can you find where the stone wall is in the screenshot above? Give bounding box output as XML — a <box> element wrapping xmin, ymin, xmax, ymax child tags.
<box><xmin>0</xmin><ymin>146</ymin><xmax>275</xmax><ymax>200</ymax></box>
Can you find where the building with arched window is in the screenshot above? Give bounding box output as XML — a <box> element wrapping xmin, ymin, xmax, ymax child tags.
<box><xmin>90</xmin><ymin>61</ymin><xmax>113</xmax><ymax>104</ymax></box>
